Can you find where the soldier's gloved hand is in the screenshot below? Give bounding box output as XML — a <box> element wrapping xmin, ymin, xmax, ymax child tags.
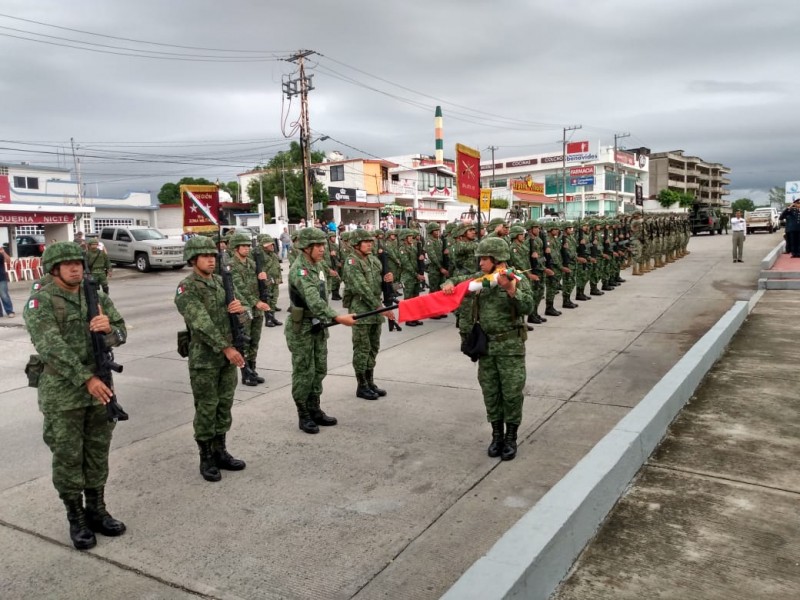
<box><xmin>223</xmin><ymin>347</ymin><xmax>246</xmax><ymax>368</ymax></box>
<box><xmin>86</xmin><ymin>376</ymin><xmax>113</xmax><ymax>405</ymax></box>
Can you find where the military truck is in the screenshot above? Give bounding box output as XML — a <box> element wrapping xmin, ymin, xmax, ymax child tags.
<box><xmin>688</xmin><ymin>203</ymin><xmax>722</xmax><ymax>235</ymax></box>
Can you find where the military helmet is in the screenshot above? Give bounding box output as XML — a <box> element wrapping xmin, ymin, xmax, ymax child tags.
<box><xmin>86</xmin><ymin>235</ymin><xmax>99</xmax><ymax>245</ymax></box>
<box><xmin>42</xmin><ymin>241</ymin><xmax>85</xmax><ymax>273</ymax></box>
<box><xmin>522</xmin><ymin>219</ymin><xmax>539</xmax><ymax>230</ymax></box>
<box><xmin>183</xmin><ymin>235</ymin><xmax>217</xmax><ymax>262</ymax></box>
<box><xmin>228</xmin><ymin>233</ymin><xmax>252</xmax><ymax>248</ymax></box>
<box><xmin>487</xmin><ymin>217</ymin><xmax>506</xmax><ymax>230</ymax></box>
<box><xmin>509</xmin><ymin>225</ymin><xmax>526</xmax><ymax>238</ymax></box>
<box><xmin>426</xmin><ymin>222</ymin><xmax>440</xmax><ymax>233</ymax></box>
<box><xmin>474</xmin><ymin>237</ymin><xmax>511</xmax><ymax>261</ymax></box>
<box><xmin>257</xmin><ymin>233</ymin><xmax>274</xmax><ymax>246</ymax></box>
<box><xmin>295</xmin><ymin>227</ymin><xmax>327</xmax><ymax>250</ymax></box>
<box><xmin>350</xmin><ymin>229</ymin><xmax>375</xmax><ymax>244</ymax></box>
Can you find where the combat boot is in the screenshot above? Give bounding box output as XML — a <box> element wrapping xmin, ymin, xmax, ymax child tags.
<box><xmin>196</xmin><ymin>439</ymin><xmax>221</xmax><ymax>482</ymax></box>
<box><xmin>589</xmin><ymin>284</ymin><xmax>604</xmax><ymax>296</ymax></box>
<box><xmin>544</xmin><ymin>301</ymin><xmax>561</xmax><ymax>317</ymax></box>
<box><xmin>632</xmin><ymin>263</ymin><xmax>641</xmax><ymax>276</ymax></box>
<box><xmin>248</xmin><ymin>360</ymin><xmax>266</xmax><ymax>384</ymax></box>
<box><xmin>601</xmin><ymin>281</ymin><xmax>615</xmax><ymax>291</ymax></box>
<box><xmin>63</xmin><ymin>496</ymin><xmax>97</xmax><ymax>550</ymax></box>
<box><xmin>575</xmin><ymin>286</ymin><xmax>591</xmax><ymax>301</ymax></box>
<box><xmin>213</xmin><ymin>433</ymin><xmax>246</xmax><ymax>470</ymax></box>
<box><xmin>562</xmin><ymin>296</ymin><xmax>578</xmax><ymax>309</ymax></box>
<box><xmin>615</xmin><ymin>274</ymin><xmax>626</xmax><ymax>284</ymax></box>
<box><xmin>501</xmin><ymin>423</ymin><xmax>519</xmax><ymax>461</ymax></box>
<box><xmin>308</xmin><ymin>395</ymin><xmax>337</xmax><ymax>426</ymax></box>
<box><xmin>297</xmin><ymin>407</ymin><xmax>320</xmax><ymax>434</ymax></box>
<box><xmin>366</xmin><ymin>369</ymin><xmax>387</xmax><ymax>397</ymax></box>
<box><xmin>487</xmin><ymin>421</ymin><xmax>504</xmax><ymax>458</ymax></box>
<box><xmin>241</xmin><ymin>366</ymin><xmax>259</xmax><ymax>387</ymax></box>
<box><xmin>528</xmin><ymin>313</ymin><xmax>543</xmax><ymax>324</ymax></box>
<box><xmin>356</xmin><ymin>372</ymin><xmax>379</xmax><ymax>400</ymax></box>
<box><xmin>331</xmin><ymin>290</ymin><xmax>343</xmax><ymax>301</ymax></box>
<box><xmin>84</xmin><ymin>487</ymin><xmax>126</xmax><ymax>537</ymax></box>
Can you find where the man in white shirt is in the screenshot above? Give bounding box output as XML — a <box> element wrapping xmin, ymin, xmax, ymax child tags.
<box><xmin>730</xmin><ymin>210</ymin><xmax>746</xmax><ymax>262</ymax></box>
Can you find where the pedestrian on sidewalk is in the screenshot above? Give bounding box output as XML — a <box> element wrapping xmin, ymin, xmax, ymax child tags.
<box><xmin>731</xmin><ymin>210</ymin><xmax>746</xmax><ymax>262</ymax></box>
<box><xmin>779</xmin><ymin>200</ymin><xmax>800</xmax><ymax>257</ymax></box>
<box><xmin>0</xmin><ymin>246</ymin><xmax>15</xmax><ymax>317</ymax></box>
<box><xmin>24</xmin><ymin>242</ymin><xmax>128</xmax><ymax>550</ymax></box>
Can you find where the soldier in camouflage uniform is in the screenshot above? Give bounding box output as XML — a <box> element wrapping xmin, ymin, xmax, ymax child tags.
<box><xmin>544</xmin><ymin>224</ymin><xmax>564</xmax><ymax>317</ymax></box>
<box><xmin>24</xmin><ymin>242</ymin><xmax>127</xmax><ymax>549</ymax></box>
<box><xmin>424</xmin><ymin>222</ymin><xmax>448</xmax><ymax>295</ymax></box>
<box><xmin>484</xmin><ymin>217</ymin><xmax>510</xmax><ymax>241</ymax></box>
<box><xmin>327</xmin><ymin>231</ymin><xmax>343</xmax><ymax>301</ymax></box>
<box><xmin>524</xmin><ymin>220</ymin><xmax>550</xmax><ymax>324</ymax></box>
<box><xmin>227</xmin><ymin>233</ymin><xmax>268</xmax><ymax>386</ymax></box>
<box><xmin>574</xmin><ymin>221</ymin><xmax>592</xmax><ymax>301</ymax></box>
<box><xmin>342</xmin><ymin>229</ymin><xmax>395</xmax><ymax>400</ymax></box>
<box><xmin>560</xmin><ymin>222</ymin><xmax>579</xmax><ymax>309</ymax></box>
<box><xmin>286</xmin><ymin>228</ymin><xmax>356</xmax><ymax>434</ymax></box>
<box><xmin>442</xmin><ymin>237</ymin><xmax>534</xmax><ymax>461</ymax></box>
<box><xmin>287</xmin><ymin>230</ymin><xmax>300</xmax><ymax>265</ymax></box>
<box><xmin>85</xmin><ymin>235</ymin><xmax>111</xmax><ymax>294</ymax></box>
<box><xmin>629</xmin><ymin>212</ymin><xmax>645</xmax><ymax>276</ymax></box>
<box><xmin>508</xmin><ymin>225</ymin><xmax>534</xmax><ymax>331</ymax></box>
<box><xmin>399</xmin><ymin>229</ymin><xmax>425</xmax><ymax>326</ymax></box>
<box><xmin>175</xmin><ymin>236</ymin><xmax>248</xmax><ymax>482</ymax></box>
<box><xmin>254</xmin><ymin>234</ymin><xmax>283</xmax><ymax>326</ymax></box>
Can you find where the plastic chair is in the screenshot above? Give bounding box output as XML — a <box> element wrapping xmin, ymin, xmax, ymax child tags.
<box><xmin>19</xmin><ymin>257</ymin><xmax>34</xmax><ymax>281</ymax></box>
<box><xmin>6</xmin><ymin>259</ymin><xmax>19</xmax><ymax>282</ymax></box>
<box><xmin>30</xmin><ymin>257</ymin><xmax>43</xmax><ymax>279</ymax></box>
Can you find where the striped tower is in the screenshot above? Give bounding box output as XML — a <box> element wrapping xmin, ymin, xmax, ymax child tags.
<box><xmin>434</xmin><ymin>105</ymin><xmax>444</xmax><ymax>165</ymax></box>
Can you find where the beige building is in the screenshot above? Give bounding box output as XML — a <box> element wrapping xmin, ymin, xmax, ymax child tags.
<box><xmin>648</xmin><ymin>150</ymin><xmax>730</xmax><ymax>206</ymax></box>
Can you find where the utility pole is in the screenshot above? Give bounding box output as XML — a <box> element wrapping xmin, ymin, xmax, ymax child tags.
<box><xmin>613</xmin><ymin>132</ymin><xmax>631</xmax><ymax>214</ymax></box>
<box><xmin>283</xmin><ymin>50</ymin><xmax>316</xmax><ymax>222</ymax></box>
<box><xmin>70</xmin><ymin>137</ymin><xmax>83</xmax><ymax>207</ymax></box>
<box><xmin>488</xmin><ymin>145</ymin><xmax>498</xmax><ymax>222</ymax></box>
<box><xmin>561</xmin><ymin>125</ymin><xmax>582</xmax><ymax>217</ymax></box>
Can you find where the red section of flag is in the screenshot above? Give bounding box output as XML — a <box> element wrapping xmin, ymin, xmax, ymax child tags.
<box><xmin>566</xmin><ymin>141</ymin><xmax>589</xmax><ymax>155</ymax></box>
<box><xmin>397</xmin><ymin>280</ymin><xmax>471</xmax><ymax>322</ymax></box>
<box><xmin>181</xmin><ymin>185</ymin><xmax>220</xmax><ymax>232</ymax></box>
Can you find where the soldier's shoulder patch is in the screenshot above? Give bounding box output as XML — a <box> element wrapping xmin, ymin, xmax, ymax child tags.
<box><xmin>298</xmin><ymin>268</ymin><xmax>308</xmax><ymax>276</ymax></box>
<box><xmin>347</xmin><ymin>258</ymin><xmax>355</xmax><ymax>265</ymax></box>
<box><xmin>27</xmin><ymin>298</ymin><xmax>39</xmax><ymax>310</ymax></box>
<box><xmin>176</xmin><ymin>284</ymin><xmax>186</xmax><ymax>296</ymax></box>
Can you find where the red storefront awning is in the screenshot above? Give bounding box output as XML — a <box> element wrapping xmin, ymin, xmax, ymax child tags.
<box><xmin>513</xmin><ymin>192</ymin><xmax>555</xmax><ymax>205</ymax></box>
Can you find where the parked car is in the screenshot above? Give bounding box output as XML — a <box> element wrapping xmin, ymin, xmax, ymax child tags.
<box><xmin>745</xmin><ymin>207</ymin><xmax>779</xmax><ymax>234</ymax></box>
<box><xmin>689</xmin><ymin>204</ymin><xmax>721</xmax><ymax>235</ymax></box>
<box><xmin>15</xmin><ymin>234</ymin><xmax>46</xmax><ymax>257</ymax></box>
<box><xmin>99</xmin><ymin>226</ymin><xmax>185</xmax><ymax>272</ymax></box>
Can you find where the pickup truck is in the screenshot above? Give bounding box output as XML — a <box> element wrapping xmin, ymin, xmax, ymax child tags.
<box><xmin>746</xmin><ymin>208</ymin><xmax>779</xmax><ymax>234</ymax></box>
<box><xmin>689</xmin><ymin>205</ymin><xmax>721</xmax><ymax>235</ymax></box>
<box><xmin>99</xmin><ymin>226</ymin><xmax>185</xmax><ymax>272</ymax></box>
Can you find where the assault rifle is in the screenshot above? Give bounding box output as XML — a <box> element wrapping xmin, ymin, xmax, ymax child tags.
<box><xmin>252</xmin><ymin>240</ymin><xmax>280</xmax><ymax>327</ymax></box>
<box><xmin>441</xmin><ymin>230</ymin><xmax>450</xmax><ymax>272</ymax></box>
<box><xmin>219</xmin><ymin>251</ymin><xmax>258</xmax><ymax>381</ymax></box>
<box><xmin>83</xmin><ymin>259</ymin><xmax>128</xmax><ymax>423</ymax></box>
<box><xmin>311</xmin><ymin>305</ymin><xmax>397</xmax><ymax>334</ymax></box>
<box><xmin>416</xmin><ymin>235</ymin><xmax>427</xmax><ymax>291</ymax></box>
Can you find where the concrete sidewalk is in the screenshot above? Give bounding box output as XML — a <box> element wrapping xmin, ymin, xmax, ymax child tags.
<box><xmin>553</xmin><ymin>289</ymin><xmax>800</xmax><ymax>599</ymax></box>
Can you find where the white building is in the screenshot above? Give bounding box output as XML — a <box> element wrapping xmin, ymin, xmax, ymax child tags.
<box><xmin>0</xmin><ymin>162</ymin><xmax>160</xmax><ymax>253</ymax></box>
<box><xmin>479</xmin><ymin>144</ymin><xmax>650</xmax><ymax>218</ymax></box>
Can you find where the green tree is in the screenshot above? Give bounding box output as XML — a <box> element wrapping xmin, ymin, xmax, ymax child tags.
<box><xmin>730</xmin><ymin>198</ymin><xmax>755</xmax><ymax>213</ymax></box>
<box><xmin>246</xmin><ymin>142</ymin><xmax>327</xmax><ymax>222</ymax></box>
<box><xmin>657</xmin><ymin>189</ymin><xmax>695</xmax><ymax>209</ymax></box>
<box><xmin>157</xmin><ymin>177</ymin><xmax>213</xmax><ymax>205</ymax></box>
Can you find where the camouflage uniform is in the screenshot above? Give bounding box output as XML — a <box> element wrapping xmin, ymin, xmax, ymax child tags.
<box><xmin>424</xmin><ymin>223</ymin><xmax>447</xmax><ymax>293</ymax></box>
<box><xmin>575</xmin><ymin>223</ymin><xmax>592</xmax><ymax>300</ymax></box>
<box><xmin>24</xmin><ymin>242</ymin><xmax>127</xmax><ymax>549</ymax></box>
<box><xmin>254</xmin><ymin>234</ymin><xmax>283</xmax><ymax>327</ymax></box>
<box><xmin>286</xmin><ymin>228</ymin><xmax>340</xmax><ymax>433</ymax></box>
<box><xmin>544</xmin><ymin>226</ymin><xmax>563</xmax><ymax>316</ymax></box>
<box><xmin>399</xmin><ymin>231</ymin><xmax>423</xmax><ymax>325</ymax></box>
<box><xmin>446</xmin><ymin>237</ymin><xmax>534</xmax><ymax>461</ymax></box>
<box><xmin>560</xmin><ymin>224</ymin><xmax>578</xmax><ymax>308</ymax></box>
<box><xmin>85</xmin><ymin>240</ymin><xmax>111</xmax><ymax>294</ymax></box>
<box><xmin>227</xmin><ymin>235</ymin><xmax>264</xmax><ymax>385</ymax></box>
<box><xmin>327</xmin><ymin>233</ymin><xmax>343</xmax><ymax>300</ymax></box>
<box><xmin>524</xmin><ymin>221</ymin><xmax>547</xmax><ymax>323</ymax></box>
<box><xmin>342</xmin><ymin>230</ymin><xmax>387</xmax><ymax>400</ymax></box>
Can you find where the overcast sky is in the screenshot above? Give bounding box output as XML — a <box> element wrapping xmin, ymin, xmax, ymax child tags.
<box><xmin>1</xmin><ymin>0</ymin><xmax>798</xmax><ymax>204</ymax></box>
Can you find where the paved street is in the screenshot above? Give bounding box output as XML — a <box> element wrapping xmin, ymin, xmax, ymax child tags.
<box><xmin>0</xmin><ymin>231</ymin><xmax>782</xmax><ymax>600</ymax></box>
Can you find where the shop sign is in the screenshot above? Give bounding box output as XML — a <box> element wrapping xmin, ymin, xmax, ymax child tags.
<box><xmin>0</xmin><ymin>212</ymin><xmax>75</xmax><ymax>225</ymax></box>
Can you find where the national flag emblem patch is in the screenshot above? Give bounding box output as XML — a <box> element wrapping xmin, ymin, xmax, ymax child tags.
<box><xmin>28</xmin><ymin>298</ymin><xmax>38</xmax><ymax>309</ymax></box>
<box><xmin>176</xmin><ymin>285</ymin><xmax>185</xmax><ymax>296</ymax></box>
<box><xmin>298</xmin><ymin>268</ymin><xmax>308</xmax><ymax>276</ymax></box>
<box><xmin>32</xmin><ymin>282</ymin><xmax>41</xmax><ymax>291</ymax></box>
<box><xmin>347</xmin><ymin>258</ymin><xmax>355</xmax><ymax>265</ymax></box>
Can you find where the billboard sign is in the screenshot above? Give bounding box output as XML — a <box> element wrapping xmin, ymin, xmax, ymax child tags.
<box><xmin>615</xmin><ymin>151</ymin><xmax>636</xmax><ymax>166</ymax></box>
<box><xmin>785</xmin><ymin>181</ymin><xmax>800</xmax><ymax>203</ymax></box>
<box><xmin>0</xmin><ymin>176</ymin><xmax>10</xmax><ymax>203</ymax></box>
<box><xmin>569</xmin><ymin>166</ymin><xmax>594</xmax><ymax>177</ymax></box>
<box><xmin>570</xmin><ymin>176</ymin><xmax>594</xmax><ymax>186</ymax></box>
<box><xmin>566</xmin><ymin>141</ymin><xmax>589</xmax><ymax>155</ymax></box>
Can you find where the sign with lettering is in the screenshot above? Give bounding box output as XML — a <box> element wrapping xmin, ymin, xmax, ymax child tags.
<box><xmin>570</xmin><ymin>166</ymin><xmax>594</xmax><ymax>177</ymax></box>
<box><xmin>181</xmin><ymin>185</ymin><xmax>220</xmax><ymax>232</ymax></box>
<box><xmin>505</xmin><ymin>158</ymin><xmax>538</xmax><ymax>168</ymax></box>
<box><xmin>566</xmin><ymin>141</ymin><xmax>589</xmax><ymax>155</ymax></box>
<box><xmin>570</xmin><ymin>176</ymin><xmax>594</xmax><ymax>186</ymax></box>
<box><xmin>0</xmin><ymin>212</ymin><xmax>75</xmax><ymax>225</ymax></box>
<box><xmin>456</xmin><ymin>143</ymin><xmax>481</xmax><ymax>204</ymax></box>
<box><xmin>511</xmin><ymin>176</ymin><xmax>545</xmax><ymax>194</ymax></box>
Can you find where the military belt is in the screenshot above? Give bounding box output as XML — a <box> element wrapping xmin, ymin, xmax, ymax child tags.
<box><xmin>43</xmin><ymin>362</ymin><xmax>94</xmax><ymax>376</ymax></box>
<box><xmin>487</xmin><ymin>327</ymin><xmax>526</xmax><ymax>343</ymax></box>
